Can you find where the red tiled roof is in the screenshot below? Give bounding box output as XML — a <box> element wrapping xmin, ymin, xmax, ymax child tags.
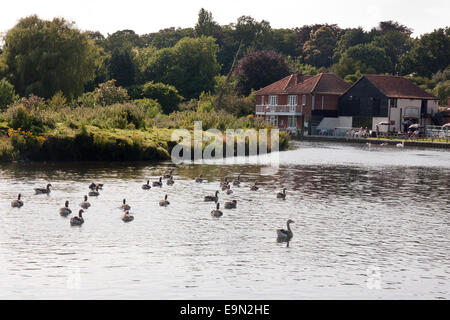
<box><xmin>253</xmin><ymin>73</ymin><xmax>350</xmax><ymax>95</ymax></box>
<box><xmin>286</xmin><ymin>73</ymin><xmax>351</xmax><ymax>95</ymax></box>
<box><xmin>364</xmin><ymin>74</ymin><xmax>437</xmax><ymax>100</ymax></box>
<box><xmin>253</xmin><ymin>74</ymin><xmax>313</xmax><ymax>95</ymax></box>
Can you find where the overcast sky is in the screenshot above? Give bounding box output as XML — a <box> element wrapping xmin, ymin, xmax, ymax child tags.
<box><xmin>0</xmin><ymin>0</ymin><xmax>448</xmax><ymax>37</ymax></box>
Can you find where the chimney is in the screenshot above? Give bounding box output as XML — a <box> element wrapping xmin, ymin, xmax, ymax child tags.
<box><xmin>295</xmin><ymin>71</ymin><xmax>303</xmax><ymax>85</ymax></box>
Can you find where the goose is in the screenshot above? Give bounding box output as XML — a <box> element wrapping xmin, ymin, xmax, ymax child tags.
<box><xmin>380</xmin><ymin>142</ymin><xmax>388</xmax><ymax>147</ymax></box>
<box><xmin>366</xmin><ymin>142</ymin><xmax>371</xmax><ymax>148</ymax></box>
<box><xmin>152</xmin><ymin>177</ymin><xmax>163</xmax><ymax>187</ymax></box>
<box><xmin>195</xmin><ymin>174</ymin><xmax>204</xmax><ymax>183</ymax></box>
<box><xmin>163</xmin><ymin>169</ymin><xmax>174</xmax><ymax>179</ymax></box>
<box><xmin>250</xmin><ymin>182</ymin><xmax>259</xmax><ymax>191</ymax></box>
<box><xmin>159</xmin><ymin>194</ymin><xmax>170</xmax><ymax>207</ymax></box>
<box><xmin>142</xmin><ymin>180</ymin><xmax>151</xmax><ymax>190</ymax></box>
<box><xmin>220</xmin><ymin>178</ymin><xmax>229</xmax><ymax>190</ymax></box>
<box><xmin>80</xmin><ymin>195</ymin><xmax>91</xmax><ymax>209</ymax></box>
<box><xmin>70</xmin><ymin>210</ymin><xmax>85</xmax><ymax>226</ymax></box>
<box><xmin>59</xmin><ymin>200</ymin><xmax>72</xmax><ymax>217</ymax></box>
<box><xmin>396</xmin><ymin>141</ymin><xmax>405</xmax><ymax>148</ymax></box>
<box><xmin>276</xmin><ymin>219</ymin><xmax>294</xmax><ymax>242</ymax></box>
<box><xmin>88</xmin><ymin>186</ymin><xmax>100</xmax><ymax>197</ymax></box>
<box><xmin>35</xmin><ymin>183</ymin><xmax>52</xmax><ymax>194</ymax></box>
<box><xmin>225</xmin><ymin>184</ymin><xmax>233</xmax><ymax>195</ymax></box>
<box><xmin>89</xmin><ymin>182</ymin><xmax>104</xmax><ymax>190</ymax></box>
<box><xmin>120</xmin><ymin>199</ymin><xmax>131</xmax><ymax>211</ymax></box>
<box><xmin>11</xmin><ymin>193</ymin><xmax>24</xmax><ymax>208</ymax></box>
<box><xmin>122</xmin><ymin>210</ymin><xmax>134</xmax><ymax>222</ymax></box>
<box><xmin>211</xmin><ymin>203</ymin><xmax>223</xmax><ymax>217</ymax></box>
<box><xmin>232</xmin><ymin>175</ymin><xmax>241</xmax><ymax>186</ymax></box>
<box><xmin>204</xmin><ymin>190</ymin><xmax>219</xmax><ymax>202</ymax></box>
<box><xmin>277</xmin><ymin>188</ymin><xmax>287</xmax><ymax>200</ymax></box>
<box><xmin>224</xmin><ymin>200</ymin><xmax>237</xmax><ymax>209</ymax></box>
<box><xmin>166</xmin><ymin>177</ymin><xmax>174</xmax><ymax>186</ymax></box>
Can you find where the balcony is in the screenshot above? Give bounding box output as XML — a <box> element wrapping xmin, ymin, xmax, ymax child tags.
<box><xmin>255</xmin><ymin>104</ymin><xmax>303</xmax><ymax>115</ymax></box>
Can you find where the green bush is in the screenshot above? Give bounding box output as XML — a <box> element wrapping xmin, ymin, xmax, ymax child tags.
<box><xmin>133</xmin><ymin>98</ymin><xmax>163</xmax><ymax>117</ymax></box>
<box><xmin>7</xmin><ymin>105</ymin><xmax>34</xmax><ymax>130</ymax></box>
<box><xmin>141</xmin><ymin>81</ymin><xmax>183</xmax><ymax>114</ymax></box>
<box><xmin>0</xmin><ymin>78</ymin><xmax>18</xmax><ymax>111</ymax></box>
<box><xmin>94</xmin><ymin>79</ymin><xmax>129</xmax><ymax>106</ymax></box>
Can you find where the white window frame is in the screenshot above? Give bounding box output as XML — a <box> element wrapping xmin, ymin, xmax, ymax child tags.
<box><xmin>261</xmin><ymin>96</ymin><xmax>264</xmax><ymax>105</ymax></box>
<box><xmin>302</xmin><ymin>94</ymin><xmax>306</xmax><ymax>106</ymax></box>
<box><xmin>288</xmin><ymin>95</ymin><xmax>297</xmax><ymax>112</ymax></box>
<box><xmin>288</xmin><ymin>116</ymin><xmax>296</xmax><ymax>128</ymax></box>
<box><xmin>269</xmin><ymin>95</ymin><xmax>278</xmax><ymax>106</ymax></box>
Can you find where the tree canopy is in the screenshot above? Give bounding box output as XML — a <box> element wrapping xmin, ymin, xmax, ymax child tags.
<box><xmin>1</xmin><ymin>15</ymin><xmax>103</xmax><ymax>99</ymax></box>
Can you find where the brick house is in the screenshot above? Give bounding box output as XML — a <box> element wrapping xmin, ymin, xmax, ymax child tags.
<box><xmin>254</xmin><ymin>73</ymin><xmax>351</xmax><ymax>134</ymax></box>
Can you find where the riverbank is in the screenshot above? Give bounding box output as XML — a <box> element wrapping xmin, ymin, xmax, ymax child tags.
<box><xmin>0</xmin><ymin>124</ymin><xmax>290</xmax><ymax>162</ymax></box>
<box><xmin>294</xmin><ymin>135</ymin><xmax>450</xmax><ymax>149</ymax></box>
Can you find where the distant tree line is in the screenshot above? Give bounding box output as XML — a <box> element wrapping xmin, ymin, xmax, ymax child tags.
<box><xmin>0</xmin><ymin>9</ymin><xmax>449</xmax><ymax>112</ymax></box>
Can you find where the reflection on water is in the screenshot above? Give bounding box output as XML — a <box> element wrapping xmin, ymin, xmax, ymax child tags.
<box><xmin>0</xmin><ymin>141</ymin><xmax>449</xmax><ymax>299</ymax></box>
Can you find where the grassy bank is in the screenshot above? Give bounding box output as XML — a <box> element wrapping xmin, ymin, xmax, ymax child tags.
<box><xmin>0</xmin><ymin>103</ymin><xmax>290</xmax><ymax>162</ymax></box>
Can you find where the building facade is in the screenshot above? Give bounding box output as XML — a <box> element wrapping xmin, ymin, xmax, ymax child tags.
<box><xmin>254</xmin><ymin>73</ymin><xmax>351</xmax><ymax>134</ymax></box>
<box><xmin>339</xmin><ymin>75</ymin><xmax>440</xmax><ymax>132</ymax></box>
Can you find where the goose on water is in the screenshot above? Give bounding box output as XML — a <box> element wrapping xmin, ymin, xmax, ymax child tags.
<box><xmin>220</xmin><ymin>178</ymin><xmax>229</xmax><ymax>190</ymax></box>
<box><xmin>89</xmin><ymin>182</ymin><xmax>103</xmax><ymax>190</ymax></box>
<box><xmin>59</xmin><ymin>200</ymin><xmax>72</xmax><ymax>217</ymax></box>
<box><xmin>195</xmin><ymin>174</ymin><xmax>204</xmax><ymax>183</ymax></box>
<box><xmin>122</xmin><ymin>210</ymin><xmax>134</xmax><ymax>222</ymax></box>
<box><xmin>88</xmin><ymin>186</ymin><xmax>100</xmax><ymax>197</ymax></box>
<box><xmin>35</xmin><ymin>184</ymin><xmax>52</xmax><ymax>194</ymax></box>
<box><xmin>224</xmin><ymin>200</ymin><xmax>237</xmax><ymax>209</ymax></box>
<box><xmin>120</xmin><ymin>199</ymin><xmax>131</xmax><ymax>211</ymax></box>
<box><xmin>277</xmin><ymin>188</ymin><xmax>287</xmax><ymax>200</ymax></box>
<box><xmin>276</xmin><ymin>219</ymin><xmax>294</xmax><ymax>242</ymax></box>
<box><xmin>142</xmin><ymin>180</ymin><xmax>151</xmax><ymax>190</ymax></box>
<box><xmin>11</xmin><ymin>193</ymin><xmax>24</xmax><ymax>208</ymax></box>
<box><xmin>225</xmin><ymin>184</ymin><xmax>233</xmax><ymax>195</ymax></box>
<box><xmin>163</xmin><ymin>170</ymin><xmax>174</xmax><ymax>179</ymax></box>
<box><xmin>159</xmin><ymin>194</ymin><xmax>170</xmax><ymax>207</ymax></box>
<box><xmin>70</xmin><ymin>210</ymin><xmax>85</xmax><ymax>226</ymax></box>
<box><xmin>232</xmin><ymin>175</ymin><xmax>241</xmax><ymax>186</ymax></box>
<box><xmin>250</xmin><ymin>182</ymin><xmax>259</xmax><ymax>191</ymax></box>
<box><xmin>396</xmin><ymin>141</ymin><xmax>405</xmax><ymax>148</ymax></box>
<box><xmin>204</xmin><ymin>190</ymin><xmax>219</xmax><ymax>202</ymax></box>
<box><xmin>152</xmin><ymin>177</ymin><xmax>163</xmax><ymax>187</ymax></box>
<box><xmin>80</xmin><ymin>195</ymin><xmax>91</xmax><ymax>209</ymax></box>
<box><xmin>211</xmin><ymin>202</ymin><xmax>223</xmax><ymax>217</ymax></box>
<box><xmin>166</xmin><ymin>177</ymin><xmax>174</xmax><ymax>186</ymax></box>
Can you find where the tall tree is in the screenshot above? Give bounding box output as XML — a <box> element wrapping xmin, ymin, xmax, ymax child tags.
<box><xmin>233</xmin><ymin>50</ymin><xmax>290</xmax><ymax>96</ymax></box>
<box><xmin>1</xmin><ymin>15</ymin><xmax>103</xmax><ymax>99</ymax></box>
<box><xmin>195</xmin><ymin>8</ymin><xmax>219</xmax><ymax>37</ymax></box>
<box><xmin>302</xmin><ymin>26</ymin><xmax>338</xmax><ymax>67</ymax></box>
<box><xmin>400</xmin><ymin>28</ymin><xmax>450</xmax><ymax>77</ymax></box>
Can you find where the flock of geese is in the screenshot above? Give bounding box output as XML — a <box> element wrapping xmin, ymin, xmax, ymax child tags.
<box><xmin>10</xmin><ymin>170</ymin><xmax>295</xmax><ymax>243</ymax></box>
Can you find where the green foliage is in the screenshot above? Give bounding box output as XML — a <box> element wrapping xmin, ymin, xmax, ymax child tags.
<box><xmin>0</xmin><ymin>78</ymin><xmax>18</xmax><ymax>110</ymax></box>
<box><xmin>94</xmin><ymin>79</ymin><xmax>129</xmax><ymax>106</ymax></box>
<box><xmin>2</xmin><ymin>15</ymin><xmax>103</xmax><ymax>99</ymax></box>
<box><xmin>335</xmin><ymin>43</ymin><xmax>392</xmax><ymax>79</ymax></box>
<box><xmin>400</xmin><ymin>28</ymin><xmax>450</xmax><ymax>77</ymax></box>
<box><xmin>197</xmin><ymin>92</ymin><xmax>215</xmax><ymax>113</ymax></box>
<box><xmin>47</xmin><ymin>91</ymin><xmax>67</xmax><ymax>111</ymax></box>
<box><xmin>7</xmin><ymin>105</ymin><xmax>34</xmax><ymax>130</ymax></box>
<box><xmin>133</xmin><ymin>98</ymin><xmax>163</xmax><ymax>117</ymax></box>
<box><xmin>302</xmin><ymin>26</ymin><xmax>338</xmax><ymax>67</ymax></box>
<box><xmin>76</xmin><ymin>91</ymin><xmax>96</xmax><ymax>108</ymax></box>
<box><xmin>137</xmin><ymin>36</ymin><xmax>220</xmax><ymax>99</ymax></box>
<box><xmin>433</xmin><ymin>81</ymin><xmax>450</xmax><ymax>106</ymax></box>
<box><xmin>141</xmin><ymin>81</ymin><xmax>183</xmax><ymax>114</ymax></box>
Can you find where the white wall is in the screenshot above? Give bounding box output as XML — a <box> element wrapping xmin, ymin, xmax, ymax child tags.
<box><xmin>338</xmin><ymin>116</ymin><xmax>352</xmax><ymax>128</ymax></box>
<box><xmin>317</xmin><ymin>117</ymin><xmax>339</xmax><ymax>129</ymax></box>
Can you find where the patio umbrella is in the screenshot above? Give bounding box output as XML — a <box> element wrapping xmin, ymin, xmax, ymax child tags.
<box><xmin>409</xmin><ymin>123</ymin><xmax>419</xmax><ymax>129</ymax></box>
<box><xmin>378</xmin><ymin>121</ymin><xmax>390</xmax><ymax>125</ymax></box>
<box><xmin>443</xmin><ymin>123</ymin><xmax>450</xmax><ymax>128</ymax></box>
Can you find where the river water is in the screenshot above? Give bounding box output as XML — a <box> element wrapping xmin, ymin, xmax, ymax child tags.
<box><xmin>0</xmin><ymin>141</ymin><xmax>449</xmax><ymax>299</ymax></box>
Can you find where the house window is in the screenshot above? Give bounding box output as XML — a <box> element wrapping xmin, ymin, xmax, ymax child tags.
<box><xmin>421</xmin><ymin>100</ymin><xmax>427</xmax><ymax>114</ymax></box>
<box><xmin>288</xmin><ymin>95</ymin><xmax>297</xmax><ymax>106</ymax></box>
<box><xmin>390</xmin><ymin>98</ymin><xmax>398</xmax><ymax>108</ymax></box>
<box><xmin>288</xmin><ymin>116</ymin><xmax>296</xmax><ymax>128</ymax></box>
<box><xmin>321</xmin><ymin>96</ymin><xmax>324</xmax><ymax>110</ymax></box>
<box><xmin>312</xmin><ymin>94</ymin><xmax>315</xmax><ymax>111</ymax></box>
<box><xmin>268</xmin><ymin>115</ymin><xmax>278</xmax><ymax>127</ymax></box>
<box><xmin>302</xmin><ymin>95</ymin><xmax>306</xmax><ymax>105</ymax></box>
<box><xmin>261</xmin><ymin>96</ymin><xmax>264</xmax><ymax>105</ymax></box>
<box><xmin>269</xmin><ymin>95</ymin><xmax>278</xmax><ymax>106</ymax></box>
